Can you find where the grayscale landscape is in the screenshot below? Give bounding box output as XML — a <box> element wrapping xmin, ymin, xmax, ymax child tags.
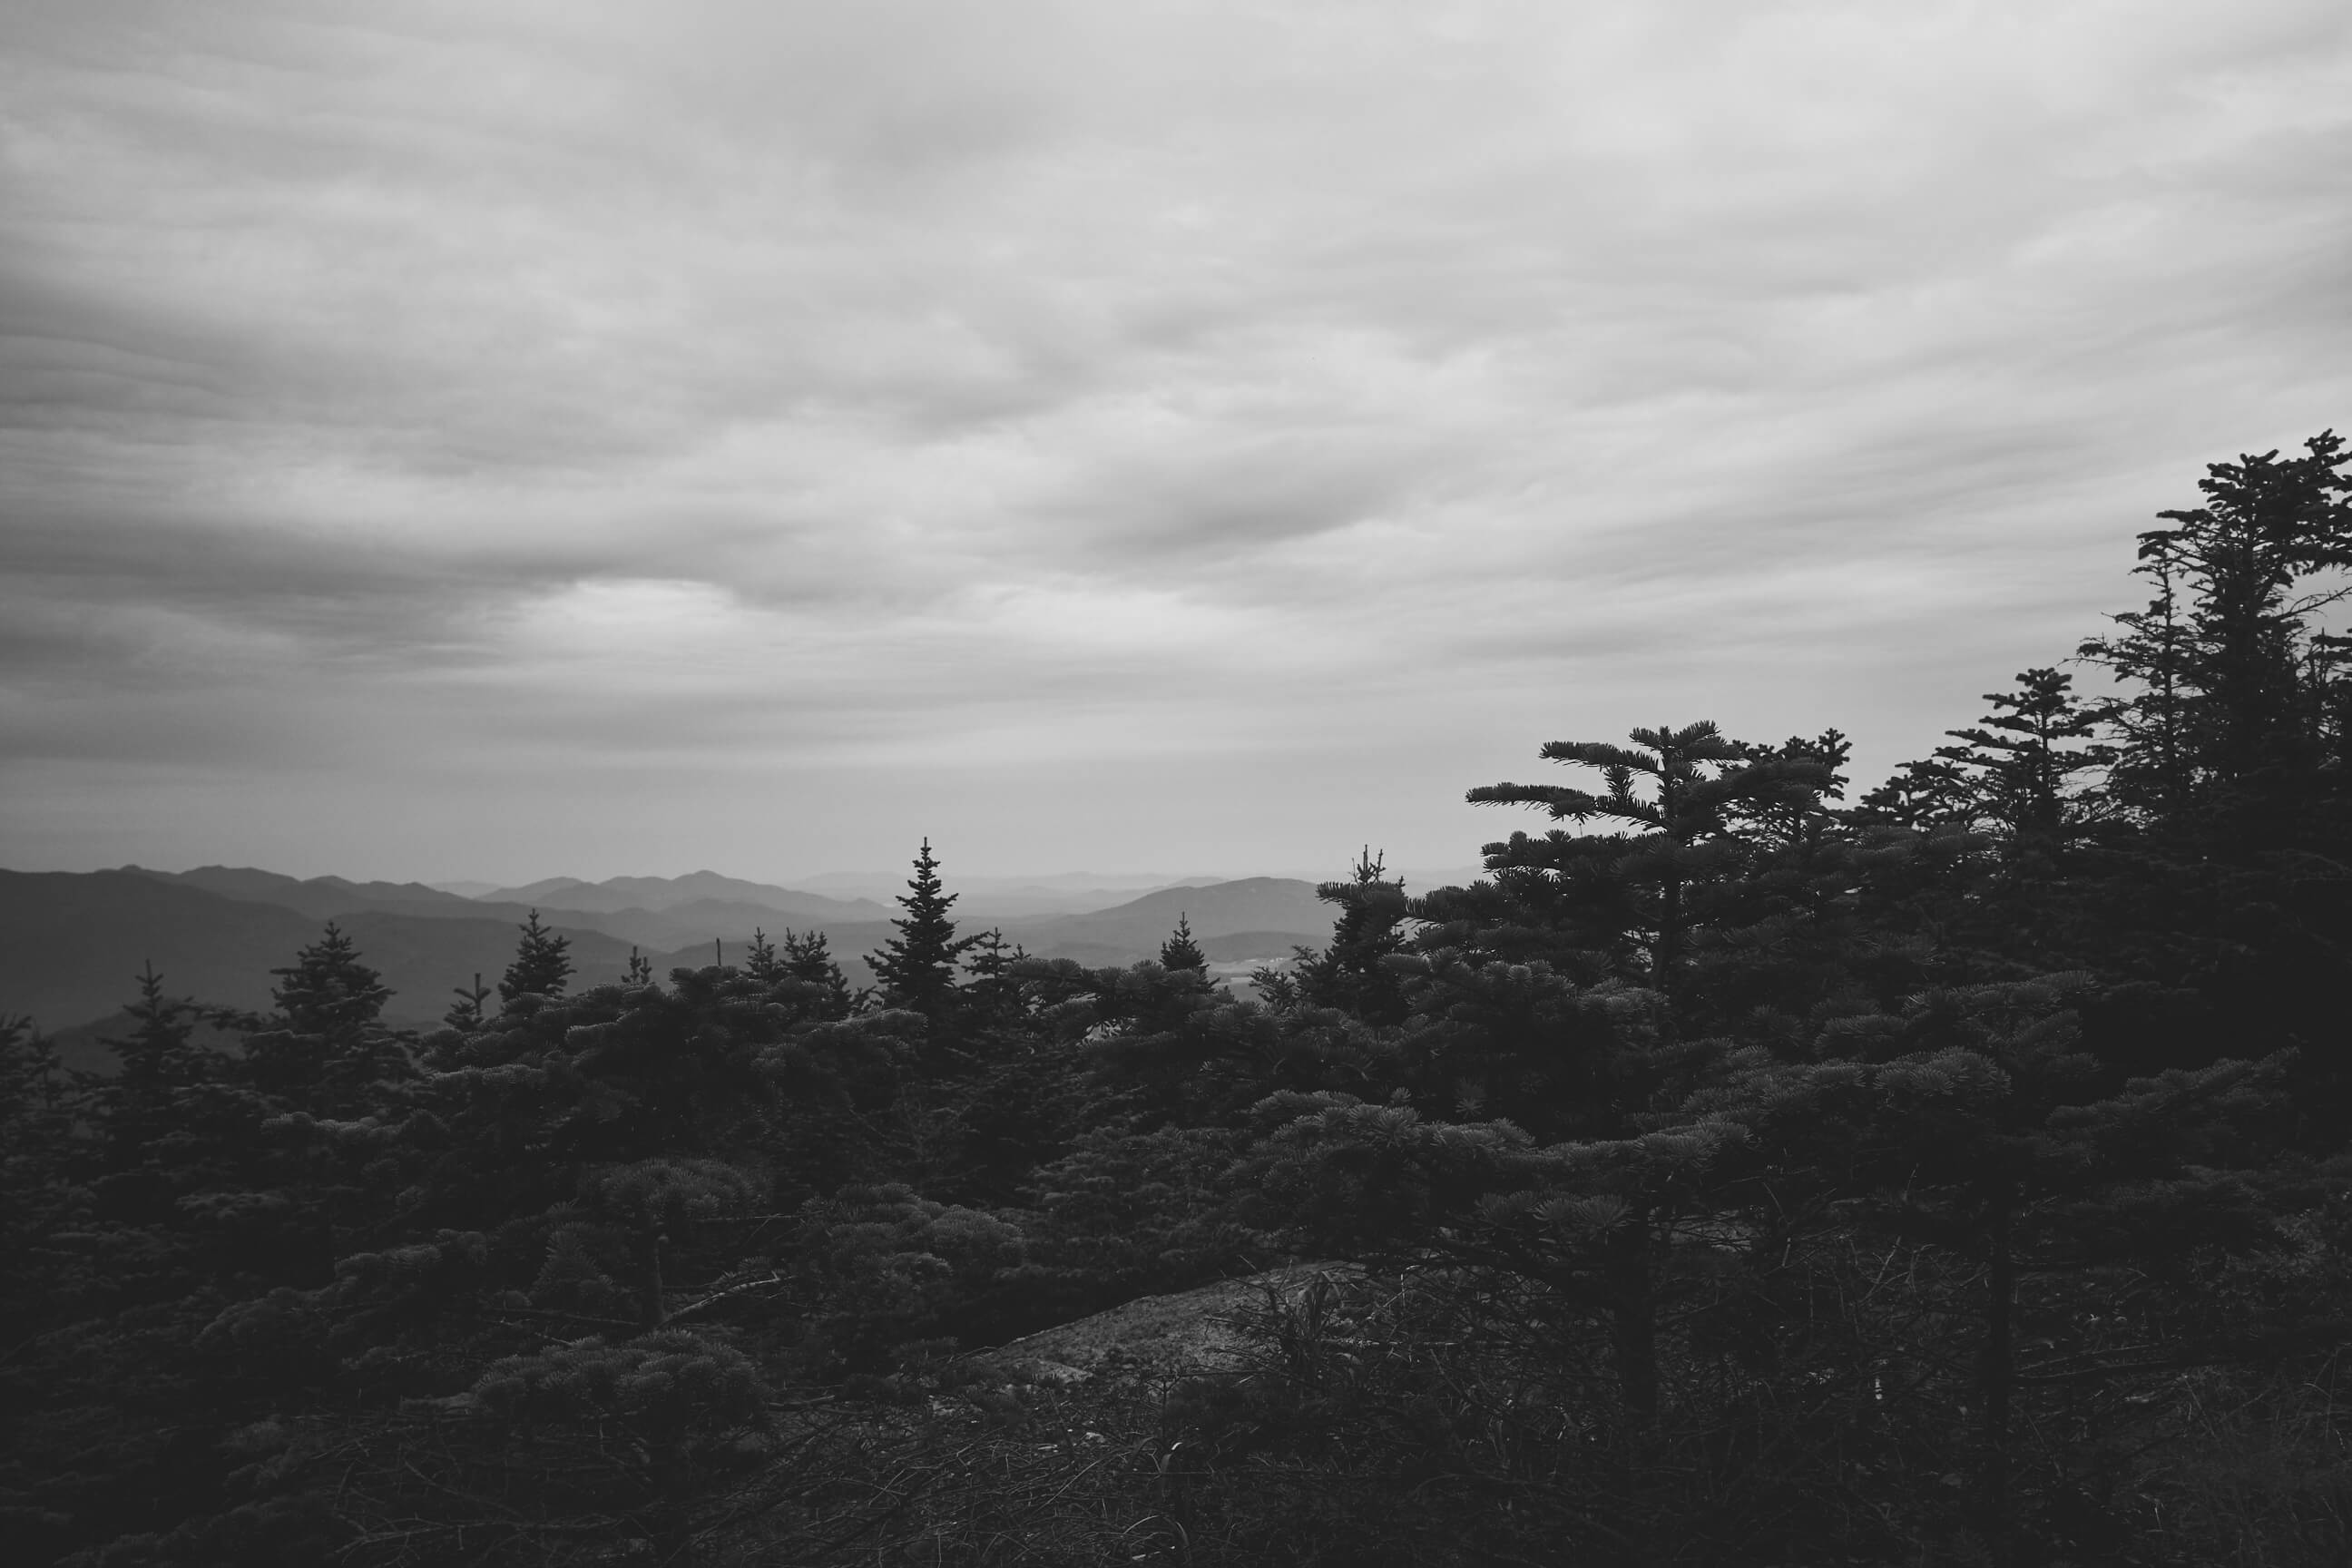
<box><xmin>4</xmin><ymin>4</ymin><xmax>2348</xmax><ymax>1565</ymax></box>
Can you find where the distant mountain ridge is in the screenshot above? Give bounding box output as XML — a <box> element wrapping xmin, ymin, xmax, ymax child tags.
<box><xmin>2</xmin><ymin>864</ymin><xmax>1367</xmax><ymax>1042</ymax></box>
<box><xmin>0</xmin><ymin>870</ymin><xmax>641</xmax><ymax>1035</ymax></box>
<box><xmin>116</xmin><ymin>867</ymin><xmax>877</xmax><ymax>957</ymax></box>
<box><xmin>475</xmin><ymin>871</ymin><xmax>890</xmax><ymax>923</ymax></box>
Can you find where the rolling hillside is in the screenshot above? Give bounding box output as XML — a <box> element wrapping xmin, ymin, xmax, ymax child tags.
<box><xmin>0</xmin><ymin>871</ymin><xmax>638</xmax><ymax>1034</ymax></box>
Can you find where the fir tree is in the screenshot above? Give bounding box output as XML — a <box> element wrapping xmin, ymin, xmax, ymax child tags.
<box><xmin>0</xmin><ymin>1014</ymin><xmax>64</xmax><ymax>1139</ymax></box>
<box><xmin>2080</xmin><ymin>430</ymin><xmax>2352</xmax><ymax>834</ymax></box>
<box><xmin>446</xmin><ymin>970</ymin><xmax>493</xmax><ymax>1030</ymax></box>
<box><xmin>100</xmin><ymin>962</ymin><xmax>218</xmax><ymax>1170</ymax></box>
<box><xmin>626</xmin><ymin>946</ymin><xmax>654</xmax><ymax>985</ymax></box>
<box><xmin>245</xmin><ymin>922</ymin><xmax>406</xmax><ymax>1114</ymax></box>
<box><xmin>1159</xmin><ymin>913</ymin><xmax>1208</xmax><ymax>972</ymax></box>
<box><xmin>1931</xmin><ymin>667</ymin><xmax>2112</xmax><ymax>846</ymax></box>
<box><xmin>0</xmin><ymin>1014</ymin><xmax>74</xmax><ymax>1353</ymax></box>
<box><xmin>1291</xmin><ymin>849</ymin><xmax>1411</xmax><ymax>1024</ymax></box>
<box><xmin>1857</xmin><ymin>753</ymin><xmax>1978</xmax><ymax>828</ymax></box>
<box><xmin>499</xmin><ymin>908</ymin><xmax>574</xmax><ymax>1004</ymax></box>
<box><xmin>743</xmin><ymin>927</ymin><xmax>783</xmax><ymax>982</ymax></box>
<box><xmin>780</xmin><ymin>928</ymin><xmax>855</xmax><ymax>1020</ymax></box>
<box><xmin>269</xmin><ymin>920</ymin><xmax>392</xmax><ymax>1035</ymax></box>
<box><xmin>1465</xmin><ymin>722</ymin><xmax>1830</xmax><ymax>1021</ymax></box>
<box><xmin>867</xmin><ymin>839</ymin><xmax>979</xmax><ymax>1019</ymax></box>
<box><xmin>961</xmin><ymin>926</ymin><xmax>1027</xmax><ymax>1024</ymax></box>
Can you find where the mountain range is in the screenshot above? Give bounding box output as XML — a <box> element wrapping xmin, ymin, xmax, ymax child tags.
<box><xmin>0</xmin><ymin>866</ymin><xmax>1361</xmax><ymax>1053</ymax></box>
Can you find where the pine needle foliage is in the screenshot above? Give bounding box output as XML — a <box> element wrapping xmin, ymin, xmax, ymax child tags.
<box><xmin>1159</xmin><ymin>913</ymin><xmax>1208</xmax><ymax>972</ymax></box>
<box><xmin>497</xmin><ymin>908</ymin><xmax>574</xmax><ymax>1004</ymax></box>
<box><xmin>867</xmin><ymin>838</ymin><xmax>980</xmax><ymax>1020</ymax></box>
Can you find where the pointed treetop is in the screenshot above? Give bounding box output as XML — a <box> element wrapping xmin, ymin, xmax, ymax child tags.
<box><xmin>107</xmin><ymin>961</ymin><xmax>213</xmax><ymax>1095</ymax></box>
<box><xmin>1160</xmin><ymin>912</ymin><xmax>1208</xmax><ymax>972</ymax></box>
<box><xmin>270</xmin><ymin>920</ymin><xmax>392</xmax><ymax>1037</ymax></box>
<box><xmin>499</xmin><ymin>909</ymin><xmax>574</xmax><ymax>1005</ymax></box>
<box><xmin>446</xmin><ymin>971</ymin><xmax>494</xmax><ymax>1031</ymax></box>
<box><xmin>867</xmin><ymin>838</ymin><xmax>980</xmax><ymax>1018</ymax></box>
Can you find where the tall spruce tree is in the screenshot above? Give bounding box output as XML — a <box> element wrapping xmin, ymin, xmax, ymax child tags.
<box><xmin>499</xmin><ymin>908</ymin><xmax>574</xmax><ymax>1004</ymax></box>
<box><xmin>1159</xmin><ymin>913</ymin><xmax>1208</xmax><ymax>972</ymax></box>
<box><xmin>867</xmin><ymin>839</ymin><xmax>979</xmax><ymax>1020</ymax></box>
<box><xmin>244</xmin><ymin>921</ymin><xmax>404</xmax><ymax>1114</ymax></box>
<box><xmin>2080</xmin><ymin>430</ymin><xmax>2352</xmax><ymax>836</ymax></box>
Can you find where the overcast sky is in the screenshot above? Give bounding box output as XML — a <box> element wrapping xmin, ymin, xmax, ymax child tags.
<box><xmin>3</xmin><ymin>1</ymin><xmax>2347</xmax><ymax>886</ymax></box>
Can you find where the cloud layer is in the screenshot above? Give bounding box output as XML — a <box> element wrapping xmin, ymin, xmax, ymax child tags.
<box><xmin>4</xmin><ymin>0</ymin><xmax>2348</xmax><ymax>881</ymax></box>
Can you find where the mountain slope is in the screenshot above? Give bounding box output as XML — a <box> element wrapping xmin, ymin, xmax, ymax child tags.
<box><xmin>142</xmin><ymin>865</ymin><xmax>488</xmax><ymax>921</ymax></box>
<box><xmin>1</xmin><ymin>870</ymin><xmax>328</xmax><ymax>1026</ymax></box>
<box><xmin>477</xmin><ymin>871</ymin><xmax>888</xmax><ymax>922</ymax></box>
<box><xmin>121</xmin><ymin>867</ymin><xmax>838</xmax><ymax>955</ymax></box>
<box><xmin>0</xmin><ymin>870</ymin><xmax>635</xmax><ymax>1033</ymax></box>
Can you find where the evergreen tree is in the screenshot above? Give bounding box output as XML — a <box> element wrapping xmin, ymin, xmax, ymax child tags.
<box><xmin>1159</xmin><ymin>913</ymin><xmax>1208</xmax><ymax>973</ymax></box>
<box><xmin>499</xmin><ymin>908</ymin><xmax>574</xmax><ymax>1004</ymax></box>
<box><xmin>1930</xmin><ymin>668</ymin><xmax>2112</xmax><ymax>846</ymax></box>
<box><xmin>0</xmin><ymin>1014</ymin><xmax>64</xmax><ymax>1144</ymax></box>
<box><xmin>780</xmin><ymin>927</ymin><xmax>855</xmax><ymax>1020</ymax></box>
<box><xmin>1289</xmin><ymin>849</ymin><xmax>1411</xmax><ymax>1024</ymax></box>
<box><xmin>98</xmin><ymin>963</ymin><xmax>220</xmax><ymax>1175</ymax></box>
<box><xmin>270</xmin><ymin>920</ymin><xmax>392</xmax><ymax>1035</ymax></box>
<box><xmin>626</xmin><ymin>946</ymin><xmax>654</xmax><ymax>985</ymax></box>
<box><xmin>867</xmin><ymin>839</ymin><xmax>979</xmax><ymax>1020</ymax></box>
<box><xmin>244</xmin><ymin>921</ymin><xmax>405</xmax><ymax>1113</ymax></box>
<box><xmin>1857</xmin><ymin>754</ymin><xmax>1978</xmax><ymax>828</ymax></box>
<box><xmin>960</xmin><ymin>926</ymin><xmax>1028</xmax><ymax>1025</ymax></box>
<box><xmin>0</xmin><ymin>1014</ymin><xmax>74</xmax><ymax>1351</ymax></box>
<box><xmin>2072</xmin><ymin>432</ymin><xmax>2352</xmax><ymax>1105</ymax></box>
<box><xmin>743</xmin><ymin>926</ymin><xmax>783</xmax><ymax>982</ymax></box>
<box><xmin>1465</xmin><ymin>722</ymin><xmax>1831</xmax><ymax>1023</ymax></box>
<box><xmin>446</xmin><ymin>970</ymin><xmax>494</xmax><ymax>1029</ymax></box>
<box><xmin>2080</xmin><ymin>430</ymin><xmax>2352</xmax><ymax>836</ymax></box>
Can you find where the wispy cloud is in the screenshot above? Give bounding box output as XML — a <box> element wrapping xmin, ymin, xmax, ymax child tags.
<box><xmin>2</xmin><ymin>0</ymin><xmax>2347</xmax><ymax>880</ymax></box>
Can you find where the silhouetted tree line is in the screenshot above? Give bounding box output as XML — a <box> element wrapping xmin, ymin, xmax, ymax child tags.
<box><xmin>4</xmin><ymin>434</ymin><xmax>2351</xmax><ymax>1565</ymax></box>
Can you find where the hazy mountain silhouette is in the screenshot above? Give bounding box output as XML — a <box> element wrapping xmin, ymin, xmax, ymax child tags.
<box><xmin>999</xmin><ymin>877</ymin><xmax>1329</xmax><ymax>951</ymax></box>
<box><xmin>0</xmin><ymin>868</ymin><xmax>1340</xmax><ymax>1042</ymax></box>
<box><xmin>0</xmin><ymin>870</ymin><xmax>638</xmax><ymax>1034</ymax></box>
<box><xmin>476</xmin><ymin>871</ymin><xmax>890</xmax><ymax>922</ymax></box>
<box><xmin>117</xmin><ymin>867</ymin><xmax>867</xmax><ymax>956</ymax></box>
<box><xmin>144</xmin><ymin>865</ymin><xmax>488</xmax><ymax>920</ymax></box>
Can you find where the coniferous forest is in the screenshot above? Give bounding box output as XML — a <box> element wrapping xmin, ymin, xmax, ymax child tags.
<box><xmin>9</xmin><ymin>434</ymin><xmax>2352</xmax><ymax>1567</ymax></box>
